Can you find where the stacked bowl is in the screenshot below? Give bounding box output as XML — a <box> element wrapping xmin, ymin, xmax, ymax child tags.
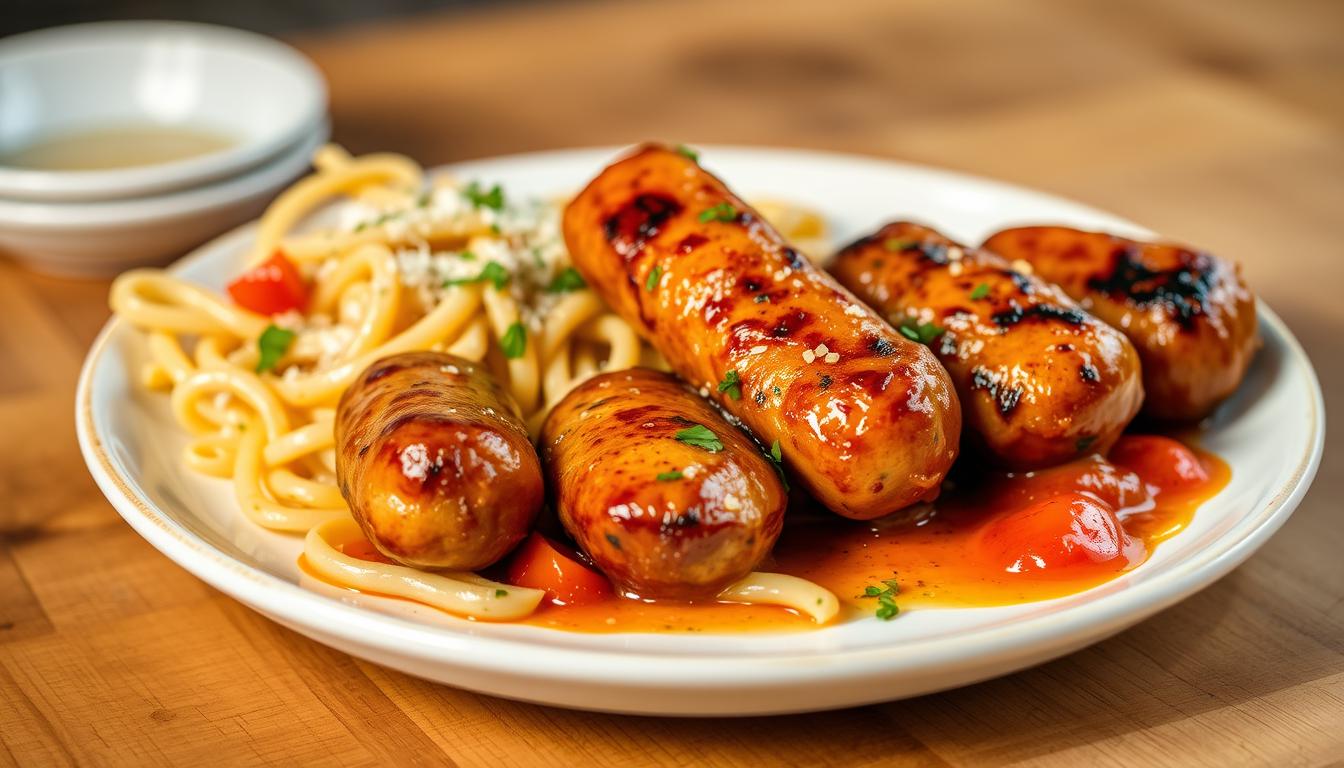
<box><xmin>0</xmin><ymin>22</ymin><xmax>329</xmax><ymax>277</ymax></box>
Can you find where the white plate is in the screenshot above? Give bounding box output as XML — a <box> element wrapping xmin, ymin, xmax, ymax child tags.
<box><xmin>76</xmin><ymin>146</ymin><xmax>1324</xmax><ymax>716</ymax></box>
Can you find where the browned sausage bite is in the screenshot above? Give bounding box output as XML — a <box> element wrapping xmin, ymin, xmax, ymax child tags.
<box><xmin>562</xmin><ymin>145</ymin><xmax>961</xmax><ymax>520</ymax></box>
<box><xmin>336</xmin><ymin>351</ymin><xmax>542</xmax><ymax>570</ymax></box>
<box><xmin>982</xmin><ymin>226</ymin><xmax>1258</xmax><ymax>421</ymax></box>
<box><xmin>541</xmin><ymin>368</ymin><xmax>787</xmax><ymax>599</ymax></box>
<box><xmin>831</xmin><ymin>222</ymin><xmax>1144</xmax><ymax>469</ymax></box>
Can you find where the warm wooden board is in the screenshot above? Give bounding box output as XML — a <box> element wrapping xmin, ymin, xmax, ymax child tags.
<box><xmin>2</xmin><ymin>0</ymin><xmax>1341</xmax><ymax>764</ymax></box>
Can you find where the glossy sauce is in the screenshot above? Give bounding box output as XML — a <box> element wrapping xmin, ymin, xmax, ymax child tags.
<box><xmin>0</xmin><ymin>124</ymin><xmax>235</xmax><ymax>170</ymax></box>
<box><xmin>307</xmin><ymin>435</ymin><xmax>1228</xmax><ymax>633</ymax></box>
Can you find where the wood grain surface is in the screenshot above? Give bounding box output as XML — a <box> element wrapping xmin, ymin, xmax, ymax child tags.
<box><xmin>2</xmin><ymin>0</ymin><xmax>1341</xmax><ymax>765</ymax></box>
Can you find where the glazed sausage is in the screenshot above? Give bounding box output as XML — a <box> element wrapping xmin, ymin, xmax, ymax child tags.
<box><xmin>541</xmin><ymin>368</ymin><xmax>786</xmax><ymax>599</ymax></box>
<box><xmin>982</xmin><ymin>226</ymin><xmax>1258</xmax><ymax>421</ymax></box>
<box><xmin>336</xmin><ymin>351</ymin><xmax>542</xmax><ymax>570</ymax></box>
<box><xmin>562</xmin><ymin>145</ymin><xmax>960</xmax><ymax>519</ymax></box>
<box><xmin>831</xmin><ymin>222</ymin><xmax>1144</xmax><ymax>469</ymax></box>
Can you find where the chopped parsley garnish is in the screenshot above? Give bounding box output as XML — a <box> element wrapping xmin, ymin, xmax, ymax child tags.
<box><xmin>717</xmin><ymin>370</ymin><xmax>742</xmax><ymax>400</ymax></box>
<box><xmin>547</xmin><ymin>267</ymin><xmax>587</xmax><ymax>293</ymax></box>
<box><xmin>605</xmin><ymin>533</ymin><xmax>622</xmax><ymax>550</ymax></box>
<box><xmin>754</xmin><ymin>294</ymin><xmax>770</xmax><ymax>304</ymax></box>
<box><xmin>883</xmin><ymin>238</ymin><xmax>917</xmax><ymax>252</ymax></box>
<box><xmin>416</xmin><ymin>191</ymin><xmax>433</xmax><ymax>208</ymax></box>
<box><xmin>861</xmin><ymin>574</ymin><xmax>901</xmax><ymax>620</ymax></box>
<box><xmin>494</xmin><ymin>588</ymin><xmax>508</xmax><ymax>598</ymax></box>
<box><xmin>675</xmin><ymin>144</ymin><xmax>700</xmax><ymax>163</ymax></box>
<box><xmin>674</xmin><ymin>424</ymin><xmax>723</xmax><ymax>452</ymax></box>
<box><xmin>766</xmin><ymin>439</ymin><xmax>788</xmax><ymax>490</ymax></box>
<box><xmin>500</xmin><ymin>322</ymin><xmax>527</xmax><ymax>359</ymax></box>
<box><xmin>255</xmin><ymin>325</ymin><xmax>295</xmax><ymax>373</ymax></box>
<box><xmin>698</xmin><ymin>202</ymin><xmax>738</xmax><ymax>223</ymax></box>
<box><xmin>445</xmin><ymin>261</ymin><xmax>510</xmax><ymax>290</ymax></box>
<box><xmin>645</xmin><ymin>264</ymin><xmax>663</xmax><ymax>292</ymax></box>
<box><xmin>898</xmin><ymin>318</ymin><xmax>944</xmax><ymax>346</ymax></box>
<box><xmin>463</xmin><ymin>181</ymin><xmax>505</xmax><ymax>211</ymax></box>
<box><xmin>1076</xmin><ymin>435</ymin><xmax>1097</xmax><ymax>453</ymax></box>
<box><xmin>970</xmin><ymin>282</ymin><xmax>990</xmax><ymax>300</ymax></box>
<box><xmin>656</xmin><ymin>470</ymin><xmax>684</xmax><ymax>482</ymax></box>
<box><xmin>459</xmin><ymin>250</ymin><xmax>476</xmax><ymax>261</ymax></box>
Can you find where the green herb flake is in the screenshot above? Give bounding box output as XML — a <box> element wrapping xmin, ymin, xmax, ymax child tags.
<box><xmin>547</xmin><ymin>267</ymin><xmax>587</xmax><ymax>293</ymax></box>
<box><xmin>970</xmin><ymin>282</ymin><xmax>990</xmax><ymax>300</ymax></box>
<box><xmin>656</xmin><ymin>470</ymin><xmax>684</xmax><ymax>482</ymax></box>
<box><xmin>463</xmin><ymin>181</ymin><xmax>505</xmax><ymax>211</ymax></box>
<box><xmin>766</xmin><ymin>439</ymin><xmax>788</xmax><ymax>490</ymax></box>
<box><xmin>860</xmin><ymin>573</ymin><xmax>901</xmax><ymax>621</ymax></box>
<box><xmin>883</xmin><ymin>238</ymin><xmax>916</xmax><ymax>252</ymax></box>
<box><xmin>754</xmin><ymin>294</ymin><xmax>770</xmax><ymax>304</ymax></box>
<box><xmin>717</xmin><ymin>370</ymin><xmax>742</xmax><ymax>400</ymax></box>
<box><xmin>675</xmin><ymin>144</ymin><xmax>700</xmax><ymax>163</ymax></box>
<box><xmin>494</xmin><ymin>588</ymin><xmax>508</xmax><ymax>598</ymax></box>
<box><xmin>1077</xmin><ymin>435</ymin><xmax>1098</xmax><ymax>453</ymax></box>
<box><xmin>898</xmin><ymin>318</ymin><xmax>945</xmax><ymax>346</ymax></box>
<box><xmin>500</xmin><ymin>322</ymin><xmax>527</xmax><ymax>359</ymax></box>
<box><xmin>459</xmin><ymin>250</ymin><xmax>476</xmax><ymax>261</ymax></box>
<box><xmin>674</xmin><ymin>424</ymin><xmax>723</xmax><ymax>453</ymax></box>
<box><xmin>444</xmin><ymin>261</ymin><xmax>511</xmax><ymax>291</ymax></box>
<box><xmin>416</xmin><ymin>191</ymin><xmax>433</xmax><ymax>208</ymax></box>
<box><xmin>605</xmin><ymin>533</ymin><xmax>622</xmax><ymax>550</ymax></box>
<box><xmin>255</xmin><ymin>325</ymin><xmax>295</xmax><ymax>374</ymax></box>
<box><xmin>645</xmin><ymin>264</ymin><xmax>663</xmax><ymax>292</ymax></box>
<box><xmin>698</xmin><ymin>202</ymin><xmax>738</xmax><ymax>223</ymax></box>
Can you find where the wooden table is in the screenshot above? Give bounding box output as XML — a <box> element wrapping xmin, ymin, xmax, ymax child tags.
<box><xmin>3</xmin><ymin>0</ymin><xmax>1341</xmax><ymax>764</ymax></box>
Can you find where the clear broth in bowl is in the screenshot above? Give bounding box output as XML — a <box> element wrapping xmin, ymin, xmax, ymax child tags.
<box><xmin>0</xmin><ymin>124</ymin><xmax>236</xmax><ymax>171</ymax></box>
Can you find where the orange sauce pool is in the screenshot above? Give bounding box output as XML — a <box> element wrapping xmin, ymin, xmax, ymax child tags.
<box><xmin>303</xmin><ymin>434</ymin><xmax>1229</xmax><ymax>633</ymax></box>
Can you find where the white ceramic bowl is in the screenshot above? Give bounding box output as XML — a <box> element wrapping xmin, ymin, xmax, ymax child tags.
<box><xmin>0</xmin><ymin>21</ymin><xmax>327</xmax><ymax>202</ymax></box>
<box><xmin>76</xmin><ymin>146</ymin><xmax>1324</xmax><ymax>716</ymax></box>
<box><xmin>0</xmin><ymin>123</ymin><xmax>327</xmax><ymax>277</ymax></box>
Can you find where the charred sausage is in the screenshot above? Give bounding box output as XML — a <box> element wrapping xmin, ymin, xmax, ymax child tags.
<box><xmin>982</xmin><ymin>226</ymin><xmax>1258</xmax><ymax>421</ymax></box>
<box><xmin>336</xmin><ymin>351</ymin><xmax>542</xmax><ymax>570</ymax></box>
<box><xmin>562</xmin><ymin>145</ymin><xmax>960</xmax><ymax>519</ymax></box>
<box><xmin>831</xmin><ymin>222</ymin><xmax>1144</xmax><ymax>469</ymax></box>
<box><xmin>541</xmin><ymin>368</ymin><xmax>786</xmax><ymax>599</ymax></box>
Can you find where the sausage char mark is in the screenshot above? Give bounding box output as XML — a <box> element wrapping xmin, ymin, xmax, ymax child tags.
<box><xmin>992</xmin><ymin>302</ymin><xmax>1088</xmax><ymax>328</ymax></box>
<box><xmin>1088</xmin><ymin>245</ymin><xmax>1216</xmax><ymax>329</ymax></box>
<box><xmin>970</xmin><ymin>366</ymin><xmax>1024</xmax><ymax>418</ymax></box>
<box><xmin>604</xmin><ymin>193</ymin><xmax>682</xmax><ymax>261</ymax></box>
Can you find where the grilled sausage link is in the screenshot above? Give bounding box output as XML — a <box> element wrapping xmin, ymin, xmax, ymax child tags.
<box><xmin>562</xmin><ymin>145</ymin><xmax>960</xmax><ymax>519</ymax></box>
<box><xmin>982</xmin><ymin>226</ymin><xmax>1258</xmax><ymax>421</ymax></box>
<box><xmin>541</xmin><ymin>369</ymin><xmax>786</xmax><ymax>599</ymax></box>
<box><xmin>831</xmin><ymin>222</ymin><xmax>1144</xmax><ymax>469</ymax></box>
<box><xmin>336</xmin><ymin>351</ymin><xmax>542</xmax><ymax>570</ymax></box>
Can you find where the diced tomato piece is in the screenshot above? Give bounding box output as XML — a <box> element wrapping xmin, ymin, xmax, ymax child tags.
<box><xmin>1108</xmin><ymin>435</ymin><xmax>1209</xmax><ymax>493</ymax></box>
<box><xmin>227</xmin><ymin>251</ymin><xmax>309</xmax><ymax>315</ymax></box>
<box><xmin>978</xmin><ymin>493</ymin><xmax>1145</xmax><ymax>576</ymax></box>
<box><xmin>504</xmin><ymin>532</ymin><xmax>612</xmax><ymax>606</ymax></box>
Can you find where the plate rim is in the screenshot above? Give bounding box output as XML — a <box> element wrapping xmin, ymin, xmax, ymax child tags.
<box><xmin>75</xmin><ymin>144</ymin><xmax>1326</xmax><ymax>695</ymax></box>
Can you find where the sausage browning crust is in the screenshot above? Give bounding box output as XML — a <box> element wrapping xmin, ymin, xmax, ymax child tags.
<box><xmin>982</xmin><ymin>226</ymin><xmax>1258</xmax><ymax>421</ymax></box>
<box><xmin>831</xmin><ymin>222</ymin><xmax>1143</xmax><ymax>469</ymax></box>
<box><xmin>562</xmin><ymin>145</ymin><xmax>960</xmax><ymax>519</ymax></box>
<box><xmin>541</xmin><ymin>369</ymin><xmax>787</xmax><ymax>599</ymax></box>
<box><xmin>336</xmin><ymin>351</ymin><xmax>542</xmax><ymax>570</ymax></box>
